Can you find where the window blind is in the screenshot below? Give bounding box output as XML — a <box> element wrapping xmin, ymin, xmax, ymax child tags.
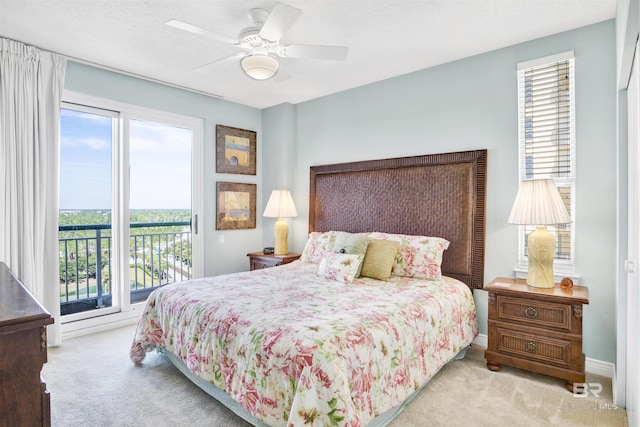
<box><xmin>517</xmin><ymin>54</ymin><xmax>575</xmax><ymax>263</ymax></box>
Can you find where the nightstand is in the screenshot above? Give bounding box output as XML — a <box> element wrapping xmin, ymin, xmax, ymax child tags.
<box><xmin>484</xmin><ymin>277</ymin><xmax>589</xmax><ymax>391</ymax></box>
<box><xmin>247</xmin><ymin>252</ymin><xmax>301</xmax><ymax>271</ymax></box>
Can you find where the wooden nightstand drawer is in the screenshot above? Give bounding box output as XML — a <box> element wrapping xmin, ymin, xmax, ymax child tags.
<box><xmin>493</xmin><ymin>324</ymin><xmax>573</xmax><ymax>368</ymax></box>
<box><xmin>497</xmin><ymin>296</ymin><xmax>573</xmax><ymax>332</ymax></box>
<box><xmin>251</xmin><ymin>258</ymin><xmax>279</xmax><ymax>270</ymax></box>
<box><xmin>247</xmin><ymin>252</ymin><xmax>301</xmax><ymax>271</ymax></box>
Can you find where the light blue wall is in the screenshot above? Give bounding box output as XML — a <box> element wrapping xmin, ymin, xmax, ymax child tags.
<box><xmin>265</xmin><ymin>20</ymin><xmax>617</xmax><ymax>363</ymax></box>
<box><xmin>64</xmin><ymin>62</ymin><xmax>263</xmax><ymax>276</ymax></box>
<box><xmin>64</xmin><ymin>20</ymin><xmax>618</xmax><ymax>364</ymax></box>
<box><xmin>261</xmin><ymin>103</ymin><xmax>297</xmax><ymax>247</ymax></box>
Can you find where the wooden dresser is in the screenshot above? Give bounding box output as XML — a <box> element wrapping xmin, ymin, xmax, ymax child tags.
<box><xmin>0</xmin><ymin>262</ymin><xmax>54</xmax><ymax>427</ymax></box>
<box><xmin>484</xmin><ymin>277</ymin><xmax>589</xmax><ymax>391</ymax></box>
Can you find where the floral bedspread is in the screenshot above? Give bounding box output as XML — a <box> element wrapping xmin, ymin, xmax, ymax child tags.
<box><xmin>130</xmin><ymin>261</ymin><xmax>477</xmax><ymax>427</ymax></box>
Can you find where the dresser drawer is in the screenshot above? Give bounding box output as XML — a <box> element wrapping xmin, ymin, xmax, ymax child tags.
<box><xmin>493</xmin><ymin>324</ymin><xmax>574</xmax><ymax>368</ymax></box>
<box><xmin>496</xmin><ymin>295</ymin><xmax>573</xmax><ymax>332</ymax></box>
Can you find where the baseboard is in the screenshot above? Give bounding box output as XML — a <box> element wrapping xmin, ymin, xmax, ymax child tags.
<box><xmin>585</xmin><ymin>355</ymin><xmax>616</xmax><ymax>379</ymax></box>
<box><xmin>472</xmin><ymin>333</ymin><xmax>615</xmax><ymax>379</ymax></box>
<box><xmin>472</xmin><ymin>334</ymin><xmax>488</xmax><ymax>348</ymax></box>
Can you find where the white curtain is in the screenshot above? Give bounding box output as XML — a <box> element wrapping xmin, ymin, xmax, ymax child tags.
<box><xmin>0</xmin><ymin>38</ymin><xmax>67</xmax><ymax>345</ymax></box>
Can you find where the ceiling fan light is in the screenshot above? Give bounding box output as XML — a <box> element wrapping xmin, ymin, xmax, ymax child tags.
<box><xmin>241</xmin><ymin>55</ymin><xmax>279</xmax><ymax>80</ymax></box>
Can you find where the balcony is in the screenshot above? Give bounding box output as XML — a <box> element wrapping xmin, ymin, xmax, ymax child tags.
<box><xmin>59</xmin><ymin>222</ymin><xmax>191</xmax><ymax>316</ymax></box>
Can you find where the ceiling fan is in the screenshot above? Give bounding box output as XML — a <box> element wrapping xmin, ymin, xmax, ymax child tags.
<box><xmin>166</xmin><ymin>2</ymin><xmax>349</xmax><ymax>81</ymax></box>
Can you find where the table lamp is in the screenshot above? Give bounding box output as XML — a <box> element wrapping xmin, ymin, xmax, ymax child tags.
<box><xmin>263</xmin><ymin>189</ymin><xmax>297</xmax><ymax>255</ymax></box>
<box><xmin>508</xmin><ymin>179</ymin><xmax>571</xmax><ymax>288</ymax></box>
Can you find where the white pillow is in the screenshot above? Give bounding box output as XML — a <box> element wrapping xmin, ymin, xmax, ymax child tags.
<box><xmin>317</xmin><ymin>252</ymin><xmax>364</xmax><ymax>284</ymax></box>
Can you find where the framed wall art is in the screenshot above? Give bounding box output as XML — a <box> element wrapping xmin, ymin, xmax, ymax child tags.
<box><xmin>216</xmin><ymin>124</ymin><xmax>256</xmax><ymax>175</ymax></box>
<box><xmin>216</xmin><ymin>181</ymin><xmax>256</xmax><ymax>230</ymax></box>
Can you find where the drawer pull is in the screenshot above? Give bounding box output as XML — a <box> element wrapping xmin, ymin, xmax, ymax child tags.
<box><xmin>524</xmin><ymin>306</ymin><xmax>538</xmax><ymax>319</ymax></box>
<box><xmin>526</xmin><ymin>341</ymin><xmax>537</xmax><ymax>353</ymax></box>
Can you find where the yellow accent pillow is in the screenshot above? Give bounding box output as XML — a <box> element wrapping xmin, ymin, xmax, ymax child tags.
<box><xmin>360</xmin><ymin>239</ymin><xmax>400</xmax><ymax>281</ymax></box>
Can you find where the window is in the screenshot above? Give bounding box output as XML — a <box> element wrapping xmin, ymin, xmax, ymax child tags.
<box><xmin>516</xmin><ymin>52</ymin><xmax>576</xmax><ymax>276</ymax></box>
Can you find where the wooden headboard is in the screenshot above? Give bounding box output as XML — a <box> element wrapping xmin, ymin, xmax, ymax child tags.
<box><xmin>309</xmin><ymin>150</ymin><xmax>487</xmax><ymax>289</ymax></box>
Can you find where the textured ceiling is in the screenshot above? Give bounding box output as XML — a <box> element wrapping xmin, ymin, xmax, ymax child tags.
<box><xmin>0</xmin><ymin>1</ymin><xmax>616</xmax><ymax>109</ymax></box>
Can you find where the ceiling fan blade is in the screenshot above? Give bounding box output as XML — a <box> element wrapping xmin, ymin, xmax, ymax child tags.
<box><xmin>259</xmin><ymin>3</ymin><xmax>302</xmax><ymax>42</ymax></box>
<box><xmin>165</xmin><ymin>19</ymin><xmax>238</xmax><ymax>45</ymax></box>
<box><xmin>191</xmin><ymin>53</ymin><xmax>243</xmax><ymax>73</ymax></box>
<box><xmin>279</xmin><ymin>44</ymin><xmax>349</xmax><ymax>61</ymax></box>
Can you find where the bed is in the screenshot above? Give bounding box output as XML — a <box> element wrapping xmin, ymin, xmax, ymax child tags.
<box><xmin>130</xmin><ymin>149</ymin><xmax>487</xmax><ymax>427</ymax></box>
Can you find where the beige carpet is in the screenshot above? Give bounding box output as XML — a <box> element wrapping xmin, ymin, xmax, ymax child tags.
<box><xmin>43</xmin><ymin>325</ymin><xmax>628</xmax><ymax>426</ymax></box>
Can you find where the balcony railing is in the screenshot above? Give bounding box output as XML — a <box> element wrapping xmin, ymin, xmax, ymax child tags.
<box><xmin>59</xmin><ymin>222</ymin><xmax>191</xmax><ymax>315</ymax></box>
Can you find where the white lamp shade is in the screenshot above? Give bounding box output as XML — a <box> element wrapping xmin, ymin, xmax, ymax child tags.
<box><xmin>508</xmin><ymin>179</ymin><xmax>571</xmax><ymax>225</ymax></box>
<box><xmin>241</xmin><ymin>55</ymin><xmax>279</xmax><ymax>80</ymax></box>
<box><xmin>263</xmin><ymin>190</ymin><xmax>297</xmax><ymax>218</ymax></box>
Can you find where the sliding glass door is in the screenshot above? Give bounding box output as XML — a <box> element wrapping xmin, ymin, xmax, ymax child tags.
<box><xmin>59</xmin><ymin>97</ymin><xmax>202</xmax><ymax>322</ymax></box>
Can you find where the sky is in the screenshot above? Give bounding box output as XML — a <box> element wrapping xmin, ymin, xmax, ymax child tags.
<box><xmin>59</xmin><ymin>108</ymin><xmax>192</xmax><ymax>210</ymax></box>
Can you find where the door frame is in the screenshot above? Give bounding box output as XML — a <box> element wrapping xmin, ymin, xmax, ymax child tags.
<box><xmin>624</xmin><ymin>40</ymin><xmax>639</xmax><ymax>425</ymax></box>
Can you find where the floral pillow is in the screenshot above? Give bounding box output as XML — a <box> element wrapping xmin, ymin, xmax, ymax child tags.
<box><xmin>368</xmin><ymin>232</ymin><xmax>450</xmax><ymax>280</ymax></box>
<box><xmin>300</xmin><ymin>231</ymin><xmax>337</xmax><ymax>264</ymax></box>
<box><xmin>317</xmin><ymin>252</ymin><xmax>364</xmax><ymax>284</ymax></box>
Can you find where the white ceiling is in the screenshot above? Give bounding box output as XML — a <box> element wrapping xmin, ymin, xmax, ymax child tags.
<box><xmin>0</xmin><ymin>1</ymin><xmax>616</xmax><ymax>109</ymax></box>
